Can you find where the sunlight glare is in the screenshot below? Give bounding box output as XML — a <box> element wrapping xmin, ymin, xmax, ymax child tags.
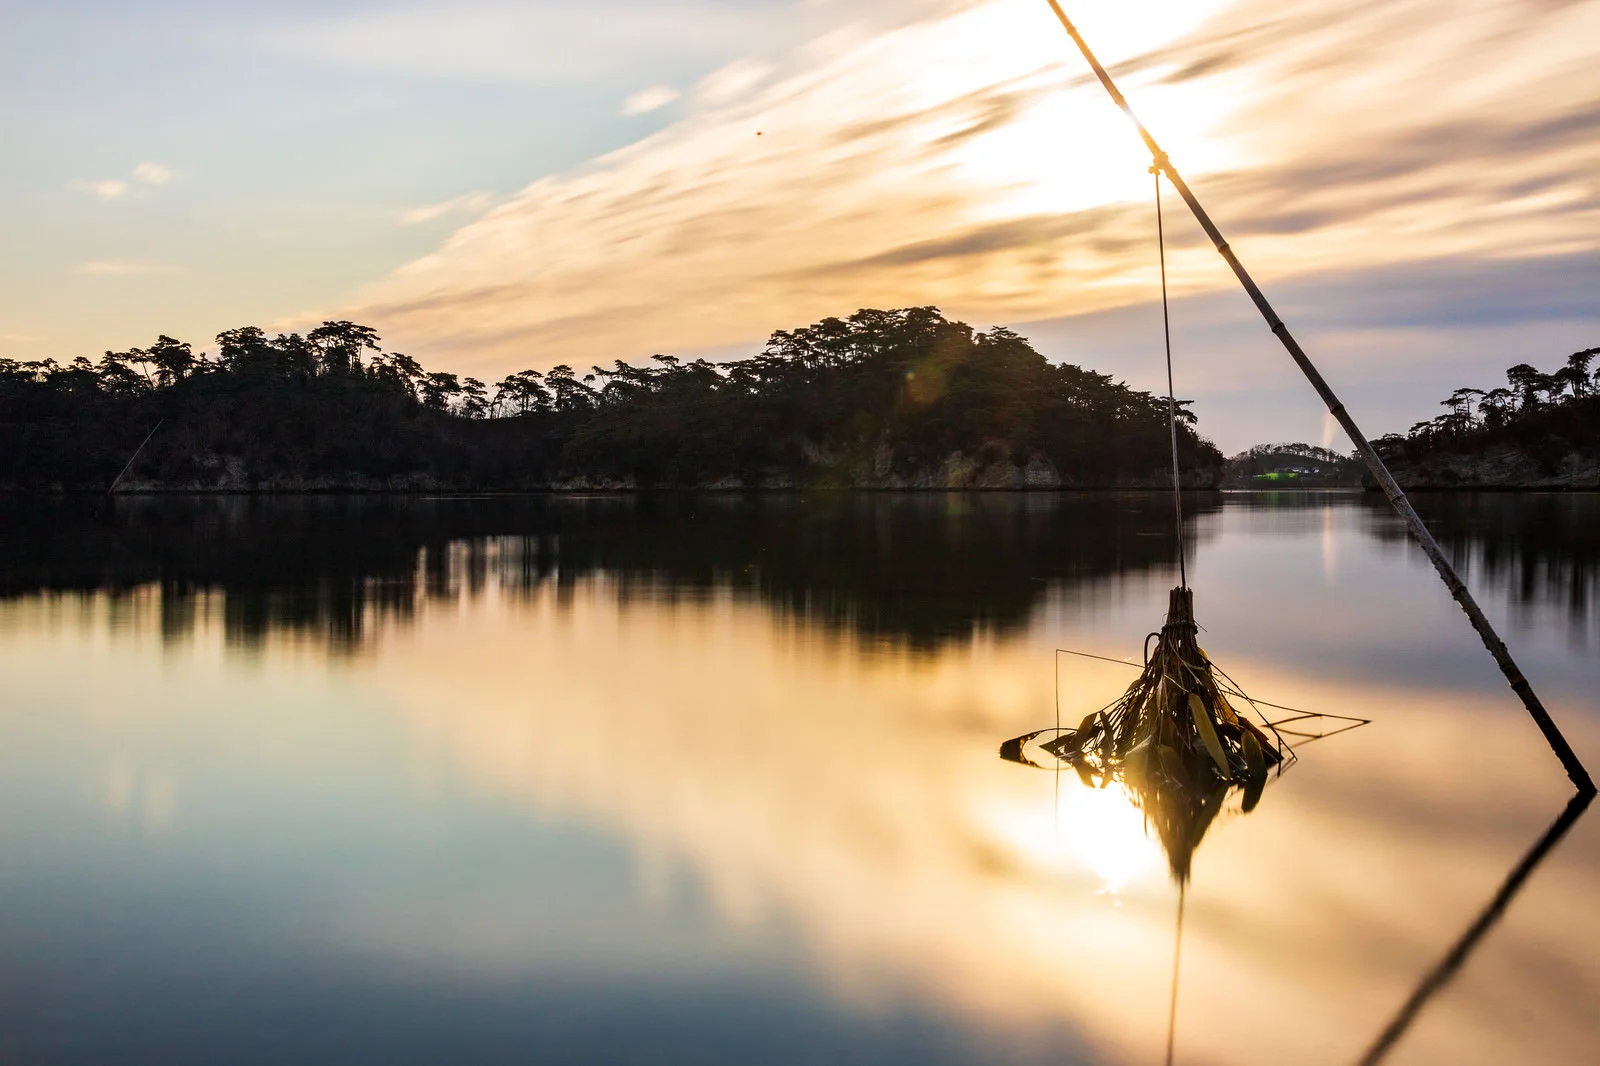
<box><xmin>939</xmin><ymin>1</ymin><xmax>1251</xmax><ymax>222</ymax></box>
<box><xmin>1061</xmin><ymin>781</ymin><xmax>1161</xmax><ymax>890</ymax></box>
<box><xmin>861</xmin><ymin>0</ymin><xmax>1253</xmax><ymax>228</ymax></box>
<box><xmin>985</xmin><ymin>775</ymin><xmax>1161</xmax><ymax>891</ymax></box>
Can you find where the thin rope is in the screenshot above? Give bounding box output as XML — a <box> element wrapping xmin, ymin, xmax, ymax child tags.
<box><xmin>1154</xmin><ymin>169</ymin><xmax>1186</xmax><ymax>588</ymax></box>
<box><xmin>1054</xmin><ymin>650</ymin><xmax>1062</xmax><ymax>832</ymax></box>
<box><xmin>1055</xmin><ymin>649</ymin><xmax>1062</xmax><ymax>731</ymax></box>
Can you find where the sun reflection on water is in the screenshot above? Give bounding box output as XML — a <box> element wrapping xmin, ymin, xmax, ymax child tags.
<box><xmin>1061</xmin><ymin>782</ymin><xmax>1163</xmax><ymax>891</ymax></box>
<box><xmin>986</xmin><ymin>773</ymin><xmax>1163</xmax><ymax>898</ymax></box>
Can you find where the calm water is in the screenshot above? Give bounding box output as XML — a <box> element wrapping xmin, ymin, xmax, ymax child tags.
<box><xmin>0</xmin><ymin>492</ymin><xmax>1595</xmax><ymax>1065</ymax></box>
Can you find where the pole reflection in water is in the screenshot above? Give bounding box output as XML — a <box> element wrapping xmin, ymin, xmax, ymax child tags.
<box><xmin>1360</xmin><ymin>789</ymin><xmax>1594</xmax><ymax>1065</ymax></box>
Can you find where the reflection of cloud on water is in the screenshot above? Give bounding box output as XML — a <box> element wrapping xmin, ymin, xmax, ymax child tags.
<box><xmin>366</xmin><ymin>579</ymin><xmax>1180</xmax><ymax>1050</ymax></box>
<box><xmin>364</xmin><ymin>578</ymin><xmax>1600</xmax><ymax>1065</ymax></box>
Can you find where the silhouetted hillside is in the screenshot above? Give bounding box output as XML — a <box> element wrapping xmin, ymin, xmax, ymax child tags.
<box><xmin>0</xmin><ymin>308</ymin><xmax>1221</xmax><ymax>491</ymax></box>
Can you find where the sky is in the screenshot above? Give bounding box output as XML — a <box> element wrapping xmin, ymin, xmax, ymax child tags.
<box><xmin>2</xmin><ymin>0</ymin><xmax>1597</xmax><ymax>451</ymax></box>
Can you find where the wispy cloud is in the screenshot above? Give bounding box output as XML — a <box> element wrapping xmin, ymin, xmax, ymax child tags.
<box><xmin>73</xmin><ymin>161</ymin><xmax>176</xmax><ymax>201</ymax></box>
<box><xmin>621</xmin><ymin>85</ymin><xmax>681</xmax><ymax>117</ymax></box>
<box><xmin>75</xmin><ymin>179</ymin><xmax>129</xmax><ymax>202</ymax></box>
<box><xmin>693</xmin><ymin>60</ymin><xmax>773</xmax><ymax>106</ymax></box>
<box><xmin>398</xmin><ymin>192</ymin><xmax>496</xmax><ymax>227</ymax></box>
<box><xmin>77</xmin><ymin>260</ymin><xmax>178</xmax><ymax>277</ymax></box>
<box><xmin>131</xmin><ymin>161</ymin><xmax>174</xmax><ymax>186</ymax></box>
<box><xmin>332</xmin><ymin>0</ymin><xmax>1600</xmax><ymax>384</ymax></box>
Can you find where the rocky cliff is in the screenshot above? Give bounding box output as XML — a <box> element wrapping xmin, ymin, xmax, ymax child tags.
<box><xmin>1381</xmin><ymin>443</ymin><xmax>1600</xmax><ymax>490</ymax></box>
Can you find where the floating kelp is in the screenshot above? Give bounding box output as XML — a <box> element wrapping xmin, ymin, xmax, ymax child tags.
<box><xmin>1001</xmin><ymin>585</ymin><xmax>1329</xmax><ymax>883</ymax></box>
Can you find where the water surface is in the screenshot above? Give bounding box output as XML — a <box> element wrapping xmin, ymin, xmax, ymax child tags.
<box><xmin>0</xmin><ymin>492</ymin><xmax>1595</xmax><ymax>1065</ymax></box>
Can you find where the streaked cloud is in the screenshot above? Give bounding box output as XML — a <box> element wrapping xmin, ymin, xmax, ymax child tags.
<box><xmin>331</xmin><ymin>0</ymin><xmax>1600</xmax><ymax>393</ymax></box>
<box><xmin>397</xmin><ymin>191</ymin><xmax>496</xmax><ymax>227</ymax></box>
<box><xmin>621</xmin><ymin>85</ymin><xmax>681</xmax><ymax>117</ymax></box>
<box><xmin>77</xmin><ymin>260</ymin><xmax>178</xmax><ymax>277</ymax></box>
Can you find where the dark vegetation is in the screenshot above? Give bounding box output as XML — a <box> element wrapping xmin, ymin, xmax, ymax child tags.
<box><xmin>0</xmin><ymin>308</ymin><xmax>1221</xmax><ymax>491</ymax></box>
<box><xmin>1373</xmin><ymin>347</ymin><xmax>1600</xmax><ymax>487</ymax></box>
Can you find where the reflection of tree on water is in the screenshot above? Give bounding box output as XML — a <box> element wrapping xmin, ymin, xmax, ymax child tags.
<box><xmin>0</xmin><ymin>492</ymin><xmax>1218</xmax><ymax>650</ymax></box>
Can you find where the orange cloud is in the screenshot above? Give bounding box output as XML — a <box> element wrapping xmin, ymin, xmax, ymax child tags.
<box><xmin>327</xmin><ymin>0</ymin><xmax>1600</xmax><ymax>381</ymax></box>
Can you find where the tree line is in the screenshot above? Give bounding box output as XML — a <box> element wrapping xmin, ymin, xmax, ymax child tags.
<box><xmin>0</xmin><ymin>307</ymin><xmax>1222</xmax><ymax>490</ymax></box>
<box><xmin>1374</xmin><ymin>347</ymin><xmax>1599</xmax><ymax>470</ymax></box>
<box><xmin>1384</xmin><ymin>348</ymin><xmax>1598</xmax><ymax>446</ymax></box>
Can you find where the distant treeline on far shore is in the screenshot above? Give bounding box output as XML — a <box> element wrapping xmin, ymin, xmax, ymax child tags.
<box><xmin>0</xmin><ymin>307</ymin><xmax>1222</xmax><ymax>491</ymax></box>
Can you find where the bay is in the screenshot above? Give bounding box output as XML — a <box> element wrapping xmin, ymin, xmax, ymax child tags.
<box><xmin>0</xmin><ymin>491</ymin><xmax>1595</xmax><ymax>1065</ymax></box>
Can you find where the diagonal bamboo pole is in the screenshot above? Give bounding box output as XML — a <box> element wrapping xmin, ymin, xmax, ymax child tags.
<box><xmin>1042</xmin><ymin>0</ymin><xmax>1594</xmax><ymax>794</ymax></box>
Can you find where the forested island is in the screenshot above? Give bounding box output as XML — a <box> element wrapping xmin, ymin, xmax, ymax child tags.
<box><xmin>1374</xmin><ymin>347</ymin><xmax>1600</xmax><ymax>489</ymax></box>
<box><xmin>0</xmin><ymin>307</ymin><xmax>1221</xmax><ymax>492</ymax></box>
<box><xmin>1222</xmin><ymin>442</ymin><xmax>1362</xmax><ymax>487</ymax></box>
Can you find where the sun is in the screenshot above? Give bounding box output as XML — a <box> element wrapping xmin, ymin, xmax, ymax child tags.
<box><xmin>908</xmin><ymin>0</ymin><xmax>1252</xmax><ymax>223</ymax></box>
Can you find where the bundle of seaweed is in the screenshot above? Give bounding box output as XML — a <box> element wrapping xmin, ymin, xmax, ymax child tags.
<box><xmin>1001</xmin><ymin>586</ymin><xmax>1292</xmax><ymax>882</ymax></box>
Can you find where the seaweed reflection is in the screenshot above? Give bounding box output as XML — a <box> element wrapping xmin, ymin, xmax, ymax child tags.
<box><xmin>1001</xmin><ymin>583</ymin><xmax>1372</xmax><ymax>1064</ymax></box>
<box><xmin>1001</xmin><ymin>586</ymin><xmax>1366</xmax><ymax>883</ymax></box>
